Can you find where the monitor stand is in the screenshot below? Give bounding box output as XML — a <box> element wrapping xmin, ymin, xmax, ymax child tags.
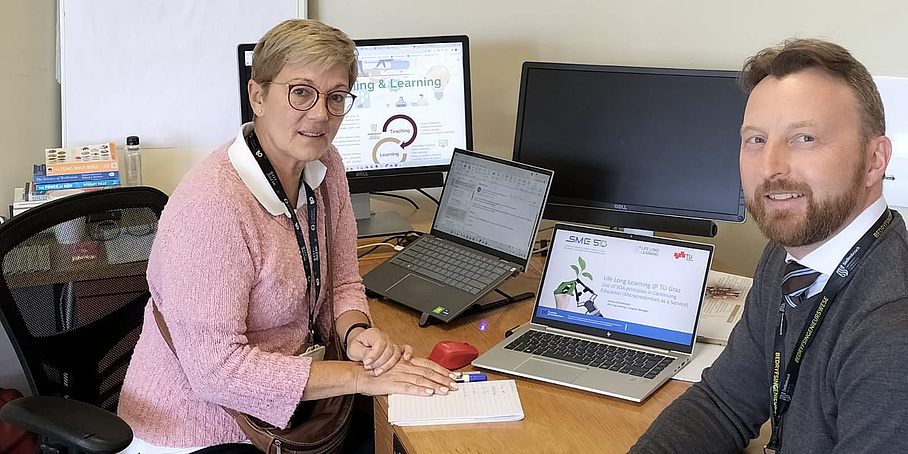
<box><xmin>351</xmin><ymin>193</ymin><xmax>412</xmax><ymax>238</ymax></box>
<box><xmin>622</xmin><ymin>228</ymin><xmax>655</xmax><ymax>237</ymax></box>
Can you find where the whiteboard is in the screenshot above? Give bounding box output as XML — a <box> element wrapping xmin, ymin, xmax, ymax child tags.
<box><xmin>59</xmin><ymin>0</ymin><xmax>305</xmax><ymax>148</ymax></box>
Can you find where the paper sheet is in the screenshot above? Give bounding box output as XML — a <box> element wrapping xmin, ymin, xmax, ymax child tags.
<box><xmin>696</xmin><ymin>270</ymin><xmax>753</xmax><ymax>345</ymax></box>
<box><xmin>673</xmin><ymin>342</ymin><xmax>725</xmax><ymax>383</ymax></box>
<box><xmin>388</xmin><ymin>379</ymin><xmax>524</xmax><ymax>426</ymax></box>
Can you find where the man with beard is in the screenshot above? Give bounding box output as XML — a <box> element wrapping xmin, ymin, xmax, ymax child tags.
<box><xmin>630</xmin><ymin>39</ymin><xmax>908</xmax><ymax>453</ymax></box>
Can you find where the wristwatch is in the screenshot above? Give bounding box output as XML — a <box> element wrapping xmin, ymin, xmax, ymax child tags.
<box><xmin>343</xmin><ymin>322</ymin><xmax>371</xmax><ymax>351</ymax></box>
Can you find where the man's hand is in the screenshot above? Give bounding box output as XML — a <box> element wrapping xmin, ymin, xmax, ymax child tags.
<box><xmin>346</xmin><ymin>327</ymin><xmax>413</xmax><ymax>375</ymax></box>
<box><xmin>355</xmin><ymin>357</ymin><xmax>457</xmax><ymax>397</ymax></box>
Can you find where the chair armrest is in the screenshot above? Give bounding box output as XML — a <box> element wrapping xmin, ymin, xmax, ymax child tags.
<box><xmin>0</xmin><ymin>396</ymin><xmax>132</xmax><ymax>454</ymax></box>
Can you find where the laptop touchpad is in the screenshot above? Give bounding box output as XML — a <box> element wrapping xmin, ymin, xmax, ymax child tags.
<box><xmin>516</xmin><ymin>357</ymin><xmax>586</xmax><ymax>383</ymax></box>
<box><xmin>389</xmin><ymin>274</ymin><xmax>443</xmax><ymax>297</ymax></box>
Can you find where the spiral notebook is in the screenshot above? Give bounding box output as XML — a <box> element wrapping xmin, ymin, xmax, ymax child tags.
<box><xmin>388</xmin><ymin>380</ymin><xmax>524</xmax><ymax>426</ymax></box>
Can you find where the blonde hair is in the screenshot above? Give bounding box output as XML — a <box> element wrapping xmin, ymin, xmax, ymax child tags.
<box><xmin>252</xmin><ymin>19</ymin><xmax>358</xmax><ymax>89</ymax></box>
<box><xmin>740</xmin><ymin>38</ymin><xmax>885</xmax><ymax>141</ymax></box>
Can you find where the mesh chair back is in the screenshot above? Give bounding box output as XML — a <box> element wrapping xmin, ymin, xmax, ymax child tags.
<box><xmin>0</xmin><ymin>187</ymin><xmax>167</xmax><ymax>412</ymax></box>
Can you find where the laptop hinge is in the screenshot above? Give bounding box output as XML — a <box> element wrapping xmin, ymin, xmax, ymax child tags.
<box><xmin>542</xmin><ymin>325</ymin><xmax>678</xmax><ymax>356</ymax></box>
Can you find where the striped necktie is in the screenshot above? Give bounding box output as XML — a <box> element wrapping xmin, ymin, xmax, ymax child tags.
<box><xmin>781</xmin><ymin>261</ymin><xmax>821</xmax><ymax>308</ymax></box>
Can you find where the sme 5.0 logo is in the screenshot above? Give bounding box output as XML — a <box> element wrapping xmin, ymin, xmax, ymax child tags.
<box><xmin>673</xmin><ymin>251</ymin><xmax>695</xmax><ymax>261</ymax></box>
<box><xmin>565</xmin><ymin>235</ymin><xmax>608</xmax><ymax>248</ymax></box>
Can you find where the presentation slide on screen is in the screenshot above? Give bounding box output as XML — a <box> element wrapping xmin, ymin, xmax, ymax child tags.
<box><xmin>334</xmin><ymin>42</ymin><xmax>468</xmax><ymax>171</ymax></box>
<box><xmin>536</xmin><ymin>230</ymin><xmax>709</xmax><ymax>344</ymax></box>
<box><xmin>434</xmin><ymin>154</ymin><xmax>549</xmax><ymax>258</ymax></box>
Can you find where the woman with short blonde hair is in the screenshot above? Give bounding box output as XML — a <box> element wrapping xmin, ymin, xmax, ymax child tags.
<box><xmin>117</xmin><ymin>19</ymin><xmax>455</xmax><ymax>454</ymax></box>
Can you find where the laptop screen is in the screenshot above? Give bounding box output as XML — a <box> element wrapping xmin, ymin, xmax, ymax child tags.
<box><xmin>532</xmin><ymin>224</ymin><xmax>713</xmax><ymax>352</ymax></box>
<box><xmin>432</xmin><ymin>149</ymin><xmax>552</xmax><ymax>267</ymax></box>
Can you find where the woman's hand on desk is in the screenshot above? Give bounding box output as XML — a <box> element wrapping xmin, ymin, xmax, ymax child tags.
<box><xmin>347</xmin><ymin>327</ymin><xmax>414</xmax><ymax>375</ymax></box>
<box><xmin>355</xmin><ymin>357</ymin><xmax>457</xmax><ymax>397</ymax></box>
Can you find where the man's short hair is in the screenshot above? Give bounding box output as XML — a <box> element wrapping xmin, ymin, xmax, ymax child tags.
<box><xmin>739</xmin><ymin>38</ymin><xmax>885</xmax><ymax>141</ymax></box>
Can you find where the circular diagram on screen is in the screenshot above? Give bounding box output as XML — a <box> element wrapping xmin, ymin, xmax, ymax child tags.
<box><xmin>372</xmin><ymin>114</ymin><xmax>418</xmax><ymax>164</ymax></box>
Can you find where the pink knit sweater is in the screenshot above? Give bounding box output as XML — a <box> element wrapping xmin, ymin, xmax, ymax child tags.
<box><xmin>117</xmin><ymin>140</ymin><xmax>370</xmax><ymax>446</ymax></box>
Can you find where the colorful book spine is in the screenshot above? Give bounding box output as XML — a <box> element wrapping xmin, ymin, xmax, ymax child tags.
<box><xmin>33</xmin><ymin>164</ymin><xmax>120</xmax><ymax>184</ymax></box>
<box><xmin>44</xmin><ymin>142</ymin><xmax>119</xmax><ymax>176</ymax></box>
<box><xmin>46</xmin><ymin>160</ymin><xmax>119</xmax><ymax>176</ymax></box>
<box><xmin>34</xmin><ymin>179</ymin><xmax>121</xmax><ymax>191</ymax></box>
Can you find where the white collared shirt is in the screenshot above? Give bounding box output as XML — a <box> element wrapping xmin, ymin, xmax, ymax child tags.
<box><xmin>786</xmin><ymin>196</ymin><xmax>888</xmax><ymax>299</ymax></box>
<box><xmin>227</xmin><ymin>123</ymin><xmax>327</xmax><ymax>218</ymax></box>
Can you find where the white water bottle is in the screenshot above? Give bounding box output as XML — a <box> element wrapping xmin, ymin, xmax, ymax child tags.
<box><xmin>125</xmin><ymin>135</ymin><xmax>142</xmax><ymax>186</ymax></box>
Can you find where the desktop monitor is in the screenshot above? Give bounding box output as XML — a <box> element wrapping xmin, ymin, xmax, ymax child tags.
<box><xmin>238</xmin><ymin>36</ymin><xmax>473</xmax><ymax>237</ymax></box>
<box><xmin>512</xmin><ymin>62</ymin><xmax>747</xmax><ymax>237</ymax></box>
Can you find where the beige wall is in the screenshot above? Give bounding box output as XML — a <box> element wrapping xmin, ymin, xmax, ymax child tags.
<box><xmin>2</xmin><ymin>2</ymin><xmax>906</xmax><ymax>388</ymax></box>
<box><xmin>4</xmin><ymin>1</ymin><xmax>905</xmax><ymax>271</ymax></box>
<box><xmin>0</xmin><ymin>0</ymin><xmax>59</xmax><ymax>392</ymax></box>
<box><xmin>1</xmin><ymin>0</ymin><xmax>59</xmax><ymax>216</ymax></box>
<box><xmin>312</xmin><ymin>0</ymin><xmax>908</xmax><ymax>276</ymax></box>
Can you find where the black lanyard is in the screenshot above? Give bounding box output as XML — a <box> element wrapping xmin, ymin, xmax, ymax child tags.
<box><xmin>245</xmin><ymin>129</ymin><xmax>322</xmax><ymax>344</ymax></box>
<box><xmin>766</xmin><ymin>209</ymin><xmax>892</xmax><ymax>452</ymax></box>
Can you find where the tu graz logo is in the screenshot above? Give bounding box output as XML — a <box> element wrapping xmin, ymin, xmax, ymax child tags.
<box><xmin>673</xmin><ymin>251</ymin><xmax>694</xmax><ymax>261</ymax></box>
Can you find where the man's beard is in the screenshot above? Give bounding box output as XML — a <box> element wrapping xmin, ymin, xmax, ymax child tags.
<box><xmin>745</xmin><ymin>167</ymin><xmax>865</xmax><ymax>248</ymax></box>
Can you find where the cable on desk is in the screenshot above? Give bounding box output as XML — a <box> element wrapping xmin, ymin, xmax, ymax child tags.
<box><xmin>357</xmin><ymin>242</ymin><xmax>403</xmax><ymax>252</ymax></box>
<box><xmin>357</xmin><ymin>231</ymin><xmax>425</xmax><ymax>258</ymax></box>
<box><xmin>417</xmin><ymin>188</ymin><xmax>440</xmax><ymax>205</ymax></box>
<box><xmin>370</xmin><ymin>191</ymin><xmax>419</xmax><ymax>210</ymax></box>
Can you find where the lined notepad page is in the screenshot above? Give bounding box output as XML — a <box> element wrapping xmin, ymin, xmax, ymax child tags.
<box><xmin>388</xmin><ymin>380</ymin><xmax>524</xmax><ymax>426</ymax></box>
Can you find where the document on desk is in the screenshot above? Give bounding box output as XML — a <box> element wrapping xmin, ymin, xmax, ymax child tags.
<box><xmin>697</xmin><ymin>270</ymin><xmax>753</xmax><ymax>345</ymax></box>
<box><xmin>388</xmin><ymin>380</ymin><xmax>524</xmax><ymax>426</ymax></box>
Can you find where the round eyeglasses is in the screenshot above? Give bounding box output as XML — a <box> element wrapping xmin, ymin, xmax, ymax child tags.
<box><xmin>88</xmin><ymin>209</ymin><xmax>157</xmax><ymax>242</ymax></box>
<box><xmin>269</xmin><ymin>82</ymin><xmax>356</xmax><ymax>116</ymax></box>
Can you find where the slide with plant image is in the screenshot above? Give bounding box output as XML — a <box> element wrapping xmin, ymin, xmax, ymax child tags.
<box><xmin>535</xmin><ymin>229</ymin><xmax>711</xmax><ymax>345</ymax></box>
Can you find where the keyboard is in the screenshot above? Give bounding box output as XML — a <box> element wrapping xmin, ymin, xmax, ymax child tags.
<box><xmin>504</xmin><ymin>330</ymin><xmax>673</xmax><ymax>379</ymax></box>
<box><xmin>390</xmin><ymin>236</ymin><xmax>513</xmax><ymax>295</ymax></box>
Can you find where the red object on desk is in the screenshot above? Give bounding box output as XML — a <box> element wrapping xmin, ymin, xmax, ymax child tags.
<box><xmin>428</xmin><ymin>341</ymin><xmax>479</xmax><ymax>370</ymax></box>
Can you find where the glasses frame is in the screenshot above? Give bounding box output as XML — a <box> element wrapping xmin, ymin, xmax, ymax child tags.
<box><xmin>87</xmin><ymin>210</ymin><xmax>158</xmax><ymax>242</ymax></box>
<box><xmin>268</xmin><ymin>82</ymin><xmax>357</xmax><ymax>117</ymax></box>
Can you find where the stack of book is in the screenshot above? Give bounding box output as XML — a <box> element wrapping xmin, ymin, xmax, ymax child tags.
<box><xmin>11</xmin><ymin>143</ymin><xmax>121</xmax><ymax>217</ymax></box>
<box><xmin>37</xmin><ymin>142</ymin><xmax>121</xmax><ymax>190</ymax></box>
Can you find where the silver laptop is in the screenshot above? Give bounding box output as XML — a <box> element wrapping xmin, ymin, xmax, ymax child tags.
<box><xmin>473</xmin><ymin>223</ymin><xmax>714</xmax><ymax>402</ymax></box>
<box><xmin>362</xmin><ymin>148</ymin><xmax>553</xmax><ymax>326</ymax></box>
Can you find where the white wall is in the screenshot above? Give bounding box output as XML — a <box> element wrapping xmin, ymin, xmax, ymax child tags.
<box><xmin>312</xmin><ymin>0</ymin><xmax>908</xmax><ymax>276</ymax></box>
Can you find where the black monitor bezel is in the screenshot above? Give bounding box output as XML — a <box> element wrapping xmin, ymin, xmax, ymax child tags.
<box><xmin>237</xmin><ymin>36</ymin><xmax>473</xmax><ymax>192</ymax></box>
<box><xmin>512</xmin><ymin>62</ymin><xmax>746</xmax><ymax>235</ymax></box>
<box><xmin>237</xmin><ymin>43</ymin><xmax>255</xmax><ymax>126</ymax></box>
<box><xmin>346</xmin><ymin>34</ymin><xmax>473</xmax><ymax>186</ymax></box>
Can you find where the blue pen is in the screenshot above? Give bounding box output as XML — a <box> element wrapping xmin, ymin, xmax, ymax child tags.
<box><xmin>455</xmin><ymin>372</ymin><xmax>487</xmax><ymax>383</ymax></box>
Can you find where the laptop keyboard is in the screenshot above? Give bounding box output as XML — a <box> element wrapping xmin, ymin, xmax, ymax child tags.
<box><xmin>390</xmin><ymin>236</ymin><xmax>513</xmax><ymax>295</ymax></box>
<box><xmin>504</xmin><ymin>330</ymin><xmax>674</xmax><ymax>379</ymax></box>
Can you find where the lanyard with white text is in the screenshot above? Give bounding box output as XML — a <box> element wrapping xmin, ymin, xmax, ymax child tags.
<box><xmin>245</xmin><ymin>129</ymin><xmax>322</xmax><ymax>344</ymax></box>
<box><xmin>766</xmin><ymin>209</ymin><xmax>892</xmax><ymax>452</ymax></box>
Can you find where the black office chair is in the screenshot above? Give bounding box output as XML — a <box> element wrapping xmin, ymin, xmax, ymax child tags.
<box><xmin>0</xmin><ymin>186</ymin><xmax>168</xmax><ymax>454</ymax></box>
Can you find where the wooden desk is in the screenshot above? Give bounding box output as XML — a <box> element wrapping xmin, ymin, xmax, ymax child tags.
<box><xmin>359</xmin><ymin>247</ymin><xmax>692</xmax><ymax>453</ymax></box>
<box><xmin>358</xmin><ymin>193</ymin><xmax>769</xmax><ymax>453</ymax></box>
